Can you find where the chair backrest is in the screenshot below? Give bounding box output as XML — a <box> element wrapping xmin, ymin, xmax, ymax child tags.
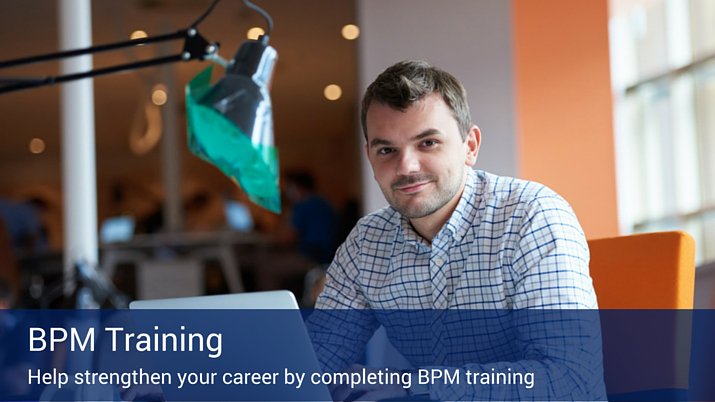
<box><xmin>588</xmin><ymin>230</ymin><xmax>695</xmax><ymax>309</ymax></box>
<box><xmin>588</xmin><ymin>231</ymin><xmax>696</xmax><ymax>399</ymax></box>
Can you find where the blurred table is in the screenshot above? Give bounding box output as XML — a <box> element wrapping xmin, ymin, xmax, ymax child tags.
<box><xmin>100</xmin><ymin>231</ymin><xmax>269</xmax><ymax>296</ymax></box>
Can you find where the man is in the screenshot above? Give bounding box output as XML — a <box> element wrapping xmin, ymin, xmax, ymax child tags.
<box><xmin>311</xmin><ymin>61</ymin><xmax>605</xmax><ymax>400</ymax></box>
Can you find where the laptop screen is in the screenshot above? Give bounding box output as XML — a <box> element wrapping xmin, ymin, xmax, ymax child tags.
<box><xmin>224</xmin><ymin>200</ymin><xmax>254</xmax><ymax>232</ymax></box>
<box><xmin>100</xmin><ymin>215</ymin><xmax>135</xmax><ymax>243</ymax></box>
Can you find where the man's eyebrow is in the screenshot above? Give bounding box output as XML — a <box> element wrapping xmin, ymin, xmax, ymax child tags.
<box><xmin>369</xmin><ymin>138</ymin><xmax>392</xmax><ymax>148</ymax></box>
<box><xmin>369</xmin><ymin>129</ymin><xmax>442</xmax><ymax>149</ymax></box>
<box><xmin>411</xmin><ymin>128</ymin><xmax>441</xmax><ymax>141</ymax></box>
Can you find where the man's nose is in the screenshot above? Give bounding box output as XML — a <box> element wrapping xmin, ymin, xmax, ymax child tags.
<box><xmin>396</xmin><ymin>149</ymin><xmax>420</xmax><ymax>175</ymax></box>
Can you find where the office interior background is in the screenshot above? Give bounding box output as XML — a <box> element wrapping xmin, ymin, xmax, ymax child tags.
<box><xmin>0</xmin><ymin>0</ymin><xmax>713</xmax><ymax>307</ymax></box>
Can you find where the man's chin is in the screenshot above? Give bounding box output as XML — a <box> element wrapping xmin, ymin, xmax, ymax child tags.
<box><xmin>392</xmin><ymin>201</ymin><xmax>437</xmax><ymax>219</ymax></box>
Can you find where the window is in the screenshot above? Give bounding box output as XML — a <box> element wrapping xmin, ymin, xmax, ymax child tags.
<box><xmin>610</xmin><ymin>0</ymin><xmax>715</xmax><ymax>264</ymax></box>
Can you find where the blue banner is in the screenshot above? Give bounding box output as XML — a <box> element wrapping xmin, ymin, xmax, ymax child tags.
<box><xmin>0</xmin><ymin>309</ymin><xmax>713</xmax><ymax>401</ymax></box>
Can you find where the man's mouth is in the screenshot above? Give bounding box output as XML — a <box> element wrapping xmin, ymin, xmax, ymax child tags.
<box><xmin>395</xmin><ymin>181</ymin><xmax>430</xmax><ymax>194</ymax></box>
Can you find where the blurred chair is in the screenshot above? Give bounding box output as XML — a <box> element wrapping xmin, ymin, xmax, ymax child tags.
<box><xmin>588</xmin><ymin>231</ymin><xmax>696</xmax><ymax>400</ymax></box>
<box><xmin>589</xmin><ymin>231</ymin><xmax>695</xmax><ymax>309</ymax></box>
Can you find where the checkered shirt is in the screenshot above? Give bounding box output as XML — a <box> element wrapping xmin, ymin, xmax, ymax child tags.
<box><xmin>311</xmin><ymin>169</ymin><xmax>604</xmax><ymax>400</ymax></box>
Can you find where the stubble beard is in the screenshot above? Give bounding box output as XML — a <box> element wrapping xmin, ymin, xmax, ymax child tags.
<box><xmin>384</xmin><ymin>170</ymin><xmax>463</xmax><ymax>219</ymax></box>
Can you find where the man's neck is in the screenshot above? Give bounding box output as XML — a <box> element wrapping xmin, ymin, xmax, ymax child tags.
<box><xmin>409</xmin><ymin>175</ymin><xmax>467</xmax><ymax>243</ymax></box>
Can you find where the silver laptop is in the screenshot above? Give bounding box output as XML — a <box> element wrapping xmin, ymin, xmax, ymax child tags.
<box><xmin>129</xmin><ymin>291</ymin><xmax>332</xmax><ymax>401</ymax></box>
<box><xmin>129</xmin><ymin>290</ymin><xmax>299</xmax><ymax>310</ymax></box>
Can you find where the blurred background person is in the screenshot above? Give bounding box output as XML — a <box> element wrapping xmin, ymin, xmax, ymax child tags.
<box><xmin>257</xmin><ymin>171</ymin><xmax>338</xmax><ymax>302</ymax></box>
<box><xmin>282</xmin><ymin>171</ymin><xmax>338</xmax><ymax>265</ymax></box>
<box><xmin>0</xmin><ymin>197</ymin><xmax>47</xmax><ymax>256</ymax></box>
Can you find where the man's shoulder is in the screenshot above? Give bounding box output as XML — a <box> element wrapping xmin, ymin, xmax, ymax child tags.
<box><xmin>337</xmin><ymin>206</ymin><xmax>399</xmax><ymax>255</ymax></box>
<box><xmin>476</xmin><ymin>170</ymin><xmax>564</xmax><ymax>207</ymax></box>
<box><xmin>354</xmin><ymin>206</ymin><xmax>400</xmax><ymax>232</ymax></box>
<box><xmin>475</xmin><ymin>171</ymin><xmax>582</xmax><ymax>239</ymax></box>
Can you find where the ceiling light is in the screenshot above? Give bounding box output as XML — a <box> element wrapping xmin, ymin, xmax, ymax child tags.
<box><xmin>341</xmin><ymin>24</ymin><xmax>360</xmax><ymax>40</ymax></box>
<box><xmin>151</xmin><ymin>84</ymin><xmax>168</xmax><ymax>106</ymax></box>
<box><xmin>130</xmin><ymin>30</ymin><xmax>148</xmax><ymax>40</ymax></box>
<box><xmin>29</xmin><ymin>138</ymin><xmax>46</xmax><ymax>154</ymax></box>
<box><xmin>324</xmin><ymin>84</ymin><xmax>342</xmax><ymax>101</ymax></box>
<box><xmin>247</xmin><ymin>27</ymin><xmax>265</xmax><ymax>40</ymax></box>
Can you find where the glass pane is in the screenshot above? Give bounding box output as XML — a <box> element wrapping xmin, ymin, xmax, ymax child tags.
<box><xmin>693</xmin><ymin>61</ymin><xmax>715</xmax><ymax>206</ymax></box>
<box><xmin>613</xmin><ymin>93</ymin><xmax>641</xmax><ymax>232</ymax></box>
<box><xmin>703</xmin><ymin>212</ymin><xmax>715</xmax><ymax>264</ymax></box>
<box><xmin>689</xmin><ymin>0</ymin><xmax>715</xmax><ymax>59</ymax></box>
<box><xmin>638</xmin><ymin>83</ymin><xmax>672</xmax><ymax>221</ymax></box>
<box><xmin>634</xmin><ymin>1</ymin><xmax>670</xmax><ymax>79</ymax></box>
<box><xmin>670</xmin><ymin>73</ymin><xmax>701</xmax><ymax>214</ymax></box>
<box><xmin>665</xmin><ymin>0</ymin><xmax>692</xmax><ymax>68</ymax></box>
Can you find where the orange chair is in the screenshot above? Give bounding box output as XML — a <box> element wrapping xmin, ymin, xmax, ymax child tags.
<box><xmin>587</xmin><ymin>231</ymin><xmax>696</xmax><ymax>399</ymax></box>
<box><xmin>588</xmin><ymin>231</ymin><xmax>696</xmax><ymax>309</ymax></box>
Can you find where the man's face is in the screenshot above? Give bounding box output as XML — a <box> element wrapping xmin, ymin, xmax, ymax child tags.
<box><xmin>365</xmin><ymin>93</ymin><xmax>480</xmax><ymax>219</ymax></box>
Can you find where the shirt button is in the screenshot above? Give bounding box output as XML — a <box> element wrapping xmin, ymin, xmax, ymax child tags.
<box><xmin>434</xmin><ymin>258</ymin><xmax>444</xmax><ymax>266</ymax></box>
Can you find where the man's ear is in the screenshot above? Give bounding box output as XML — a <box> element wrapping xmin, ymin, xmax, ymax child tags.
<box><xmin>465</xmin><ymin>125</ymin><xmax>481</xmax><ymax>166</ymax></box>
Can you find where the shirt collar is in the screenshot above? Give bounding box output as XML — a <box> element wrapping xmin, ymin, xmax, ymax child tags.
<box><xmin>442</xmin><ymin>168</ymin><xmax>480</xmax><ymax>243</ymax></box>
<box><xmin>398</xmin><ymin>213</ymin><xmax>429</xmax><ymax>249</ymax></box>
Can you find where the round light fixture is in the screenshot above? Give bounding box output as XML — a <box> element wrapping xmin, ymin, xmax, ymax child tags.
<box><xmin>151</xmin><ymin>84</ymin><xmax>168</xmax><ymax>106</ymax></box>
<box><xmin>29</xmin><ymin>138</ymin><xmax>46</xmax><ymax>154</ymax></box>
<box><xmin>341</xmin><ymin>24</ymin><xmax>360</xmax><ymax>40</ymax></box>
<box><xmin>130</xmin><ymin>30</ymin><xmax>148</xmax><ymax>40</ymax></box>
<box><xmin>247</xmin><ymin>27</ymin><xmax>265</xmax><ymax>40</ymax></box>
<box><xmin>324</xmin><ymin>84</ymin><xmax>342</xmax><ymax>101</ymax></box>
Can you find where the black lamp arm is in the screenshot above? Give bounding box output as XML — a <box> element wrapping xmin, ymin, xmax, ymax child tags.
<box><xmin>0</xmin><ymin>28</ymin><xmax>217</xmax><ymax>95</ymax></box>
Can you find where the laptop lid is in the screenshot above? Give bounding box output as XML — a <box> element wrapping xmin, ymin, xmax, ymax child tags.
<box><xmin>129</xmin><ymin>290</ymin><xmax>298</xmax><ymax>310</ymax></box>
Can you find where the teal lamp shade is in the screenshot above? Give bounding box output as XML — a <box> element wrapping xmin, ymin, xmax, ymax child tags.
<box><xmin>186</xmin><ymin>39</ymin><xmax>280</xmax><ymax>213</ymax></box>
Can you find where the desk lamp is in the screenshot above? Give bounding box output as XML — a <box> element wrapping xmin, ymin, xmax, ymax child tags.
<box><xmin>0</xmin><ymin>0</ymin><xmax>280</xmax><ymax>213</ymax></box>
<box><xmin>0</xmin><ymin>0</ymin><xmax>279</xmax><ymax>307</ymax></box>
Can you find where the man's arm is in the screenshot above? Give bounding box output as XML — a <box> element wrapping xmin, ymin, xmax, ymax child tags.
<box><xmin>308</xmin><ymin>224</ymin><xmax>379</xmax><ymax>373</ymax></box>
<box><xmin>357</xmin><ymin>194</ymin><xmax>604</xmax><ymax>401</ymax></box>
<box><xmin>428</xmin><ymin>194</ymin><xmax>605</xmax><ymax>400</ymax></box>
<box><xmin>509</xmin><ymin>194</ymin><xmax>598</xmax><ymax>309</ymax></box>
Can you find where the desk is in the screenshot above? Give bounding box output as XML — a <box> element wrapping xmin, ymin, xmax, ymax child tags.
<box><xmin>101</xmin><ymin>231</ymin><xmax>269</xmax><ymax>296</ymax></box>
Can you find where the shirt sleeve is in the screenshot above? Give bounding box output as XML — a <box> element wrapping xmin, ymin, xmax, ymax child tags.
<box><xmin>510</xmin><ymin>194</ymin><xmax>598</xmax><ymax>309</ymax></box>
<box><xmin>308</xmin><ymin>224</ymin><xmax>380</xmax><ymax>372</ymax></box>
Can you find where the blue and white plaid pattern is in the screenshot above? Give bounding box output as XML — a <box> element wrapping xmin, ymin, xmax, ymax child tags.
<box><xmin>312</xmin><ymin>169</ymin><xmax>605</xmax><ymax>400</ymax></box>
<box><xmin>317</xmin><ymin>169</ymin><xmax>597</xmax><ymax>311</ymax></box>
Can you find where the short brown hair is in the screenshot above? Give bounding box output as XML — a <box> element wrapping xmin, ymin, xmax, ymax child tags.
<box><xmin>360</xmin><ymin>60</ymin><xmax>472</xmax><ymax>140</ymax></box>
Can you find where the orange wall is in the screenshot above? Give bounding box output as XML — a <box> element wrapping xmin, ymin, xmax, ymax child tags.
<box><xmin>513</xmin><ymin>0</ymin><xmax>620</xmax><ymax>239</ymax></box>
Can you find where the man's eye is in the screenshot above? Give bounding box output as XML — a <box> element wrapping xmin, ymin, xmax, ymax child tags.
<box><xmin>422</xmin><ymin>139</ymin><xmax>438</xmax><ymax>147</ymax></box>
<box><xmin>377</xmin><ymin>148</ymin><xmax>394</xmax><ymax>155</ymax></box>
